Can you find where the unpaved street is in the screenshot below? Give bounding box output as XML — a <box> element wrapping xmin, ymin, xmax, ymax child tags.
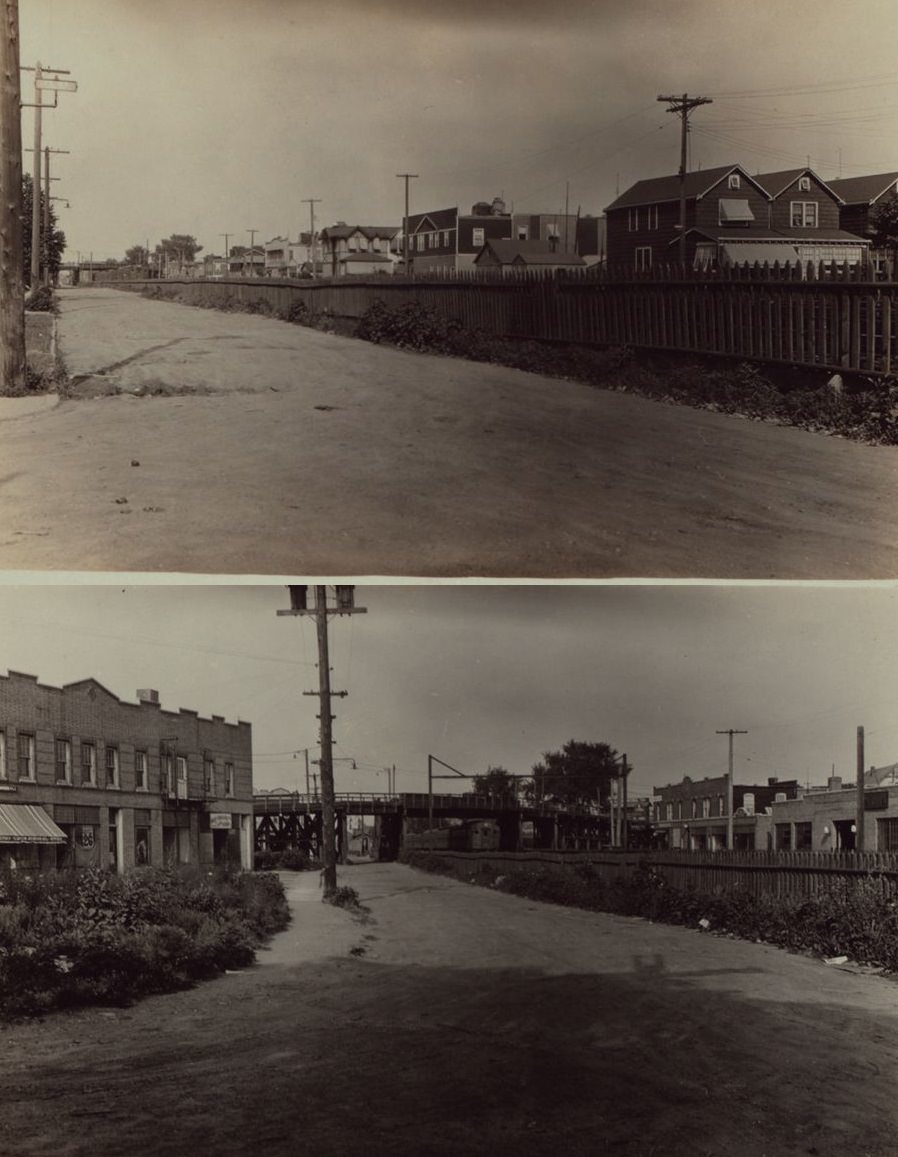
<box><xmin>0</xmin><ymin>287</ymin><xmax>897</xmax><ymax>575</ymax></box>
<box><xmin>2</xmin><ymin>862</ymin><xmax>896</xmax><ymax>1157</ymax></box>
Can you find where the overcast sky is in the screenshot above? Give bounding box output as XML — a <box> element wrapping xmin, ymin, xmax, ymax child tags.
<box><xmin>0</xmin><ymin>583</ymin><xmax>895</xmax><ymax>799</ymax></box>
<box><xmin>18</xmin><ymin>0</ymin><xmax>898</xmax><ymax>260</ymax></box>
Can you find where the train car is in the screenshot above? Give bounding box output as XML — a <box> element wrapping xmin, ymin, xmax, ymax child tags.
<box><xmin>406</xmin><ymin>820</ymin><xmax>500</xmax><ymax>852</ymax></box>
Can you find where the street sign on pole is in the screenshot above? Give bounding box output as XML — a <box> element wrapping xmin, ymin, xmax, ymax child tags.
<box><xmin>36</xmin><ymin>78</ymin><xmax>77</xmax><ymax>92</ymax></box>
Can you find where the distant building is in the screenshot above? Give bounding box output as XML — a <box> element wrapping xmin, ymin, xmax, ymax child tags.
<box><xmin>227</xmin><ymin>246</ymin><xmax>266</xmax><ymax>277</ymax></box>
<box><xmin>318</xmin><ymin>224</ymin><xmax>400</xmax><ymax>277</ymax></box>
<box><xmin>264</xmin><ymin>235</ymin><xmax>312</xmax><ymax>278</ymax></box>
<box><xmin>0</xmin><ymin>672</ymin><xmax>253</xmax><ymax>873</ymax></box>
<box><xmin>769</xmin><ymin>765</ymin><xmax>898</xmax><ymax>852</ymax></box>
<box><xmin>473</xmin><ymin>238</ymin><xmax>587</xmax><ymax>274</ymax></box>
<box><xmin>652</xmin><ymin>774</ymin><xmax>801</xmax><ymax>851</ymax></box>
<box><xmin>828</xmin><ymin>172</ymin><xmax>898</xmax><ymax>265</ymax></box>
<box><xmin>405</xmin><ymin>198</ymin><xmax>513</xmax><ymax>273</ymax></box>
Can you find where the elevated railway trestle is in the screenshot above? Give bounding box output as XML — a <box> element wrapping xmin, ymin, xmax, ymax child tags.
<box><xmin>253</xmin><ymin>791</ymin><xmax>608</xmax><ymax>862</ymax></box>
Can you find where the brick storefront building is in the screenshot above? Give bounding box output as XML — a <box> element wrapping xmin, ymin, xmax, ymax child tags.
<box><xmin>0</xmin><ymin>672</ymin><xmax>253</xmax><ymax>872</ymax></box>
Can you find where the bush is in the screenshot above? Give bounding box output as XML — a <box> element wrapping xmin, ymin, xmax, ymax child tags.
<box><xmin>25</xmin><ymin>286</ymin><xmax>57</xmax><ymax>313</ymax></box>
<box><xmin>0</xmin><ymin>866</ymin><xmax>290</xmax><ymax>1019</ymax></box>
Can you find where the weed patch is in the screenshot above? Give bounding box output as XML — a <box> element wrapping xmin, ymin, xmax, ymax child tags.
<box><xmin>0</xmin><ymin>865</ymin><xmax>290</xmax><ymax>1019</ymax></box>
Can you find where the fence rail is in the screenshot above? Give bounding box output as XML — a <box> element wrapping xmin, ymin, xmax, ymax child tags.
<box><xmin>420</xmin><ymin>846</ymin><xmax>898</xmax><ymax>900</ymax></box>
<box><xmin>96</xmin><ymin>261</ymin><xmax>898</xmax><ymax>378</ymax></box>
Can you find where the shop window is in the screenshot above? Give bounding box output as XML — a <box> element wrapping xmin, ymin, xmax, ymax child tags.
<box><xmin>794</xmin><ymin>822</ymin><xmax>813</xmax><ymax>849</ymax></box>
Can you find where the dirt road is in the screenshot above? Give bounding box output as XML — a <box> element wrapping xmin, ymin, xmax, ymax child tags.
<box><xmin>2</xmin><ymin>862</ymin><xmax>896</xmax><ymax>1157</ymax></box>
<box><xmin>0</xmin><ymin>286</ymin><xmax>894</xmax><ymax>575</ymax></box>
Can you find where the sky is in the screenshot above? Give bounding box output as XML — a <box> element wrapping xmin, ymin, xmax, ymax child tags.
<box><xmin>0</xmin><ymin>582</ymin><xmax>896</xmax><ymax>800</ymax></box>
<box><xmin>17</xmin><ymin>0</ymin><xmax>898</xmax><ymax>261</ymax></box>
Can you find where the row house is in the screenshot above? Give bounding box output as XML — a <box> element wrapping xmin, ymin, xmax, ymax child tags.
<box><xmin>652</xmin><ymin>774</ymin><xmax>800</xmax><ymax>851</ymax></box>
<box><xmin>605</xmin><ymin>163</ymin><xmax>868</xmax><ymax>272</ymax></box>
<box><xmin>0</xmin><ymin>672</ymin><xmax>254</xmax><ymax>873</ymax></box>
<box><xmin>318</xmin><ymin>224</ymin><xmax>399</xmax><ymax>277</ymax></box>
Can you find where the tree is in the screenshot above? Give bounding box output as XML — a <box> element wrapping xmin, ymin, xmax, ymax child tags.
<box><xmin>155</xmin><ymin>234</ymin><xmax>203</xmax><ymax>274</ymax></box>
<box><xmin>870</xmin><ymin>197</ymin><xmax>898</xmax><ymax>261</ymax></box>
<box><xmin>472</xmin><ymin>765</ymin><xmax>517</xmax><ymax>804</ymax></box>
<box><xmin>529</xmin><ymin>740</ymin><xmax>621</xmax><ymax>809</ymax></box>
<box><xmin>124</xmin><ymin>244</ymin><xmax>149</xmax><ymax>266</ymax></box>
<box><xmin>22</xmin><ymin>174</ymin><xmax>66</xmax><ymax>288</ymax></box>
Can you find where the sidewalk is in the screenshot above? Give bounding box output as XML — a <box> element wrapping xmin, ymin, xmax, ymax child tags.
<box><xmin>257</xmin><ymin>869</ymin><xmax>363</xmax><ymax>967</ymax></box>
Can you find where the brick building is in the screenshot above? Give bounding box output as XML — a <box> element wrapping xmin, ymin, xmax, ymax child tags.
<box><xmin>0</xmin><ymin>672</ymin><xmax>253</xmax><ymax>873</ymax></box>
<box><xmin>652</xmin><ymin>774</ymin><xmax>800</xmax><ymax>851</ymax></box>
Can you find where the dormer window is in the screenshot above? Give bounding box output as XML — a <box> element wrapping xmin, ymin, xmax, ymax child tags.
<box><xmin>798</xmin><ymin>176</ymin><xmax>811</xmax><ymax>192</ymax></box>
<box><xmin>728</xmin><ymin>173</ymin><xmax>741</xmax><ymax>189</ymax></box>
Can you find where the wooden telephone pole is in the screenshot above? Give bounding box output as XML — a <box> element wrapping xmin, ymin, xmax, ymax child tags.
<box><xmin>0</xmin><ymin>0</ymin><xmax>24</xmax><ymax>392</ymax></box>
<box><xmin>716</xmin><ymin>728</ymin><xmax>748</xmax><ymax>849</ymax></box>
<box><xmin>657</xmin><ymin>93</ymin><xmax>712</xmax><ymax>264</ymax></box>
<box><xmin>277</xmin><ymin>586</ymin><xmax>366</xmax><ymax>896</ymax></box>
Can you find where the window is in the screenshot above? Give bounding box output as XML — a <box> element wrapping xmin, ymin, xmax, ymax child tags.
<box><xmin>162</xmin><ymin>753</ymin><xmax>173</xmax><ymax>795</ymax></box>
<box><xmin>135</xmin><ymin>750</ymin><xmax>147</xmax><ymax>791</ymax></box>
<box><xmin>628</xmin><ymin>207</ymin><xmax>639</xmax><ymax>232</ymax></box>
<box><xmin>775</xmin><ymin>823</ymin><xmax>792</xmax><ymax>850</ymax></box>
<box><xmin>204</xmin><ymin>758</ymin><xmax>215</xmax><ymax>796</ymax></box>
<box><xmin>790</xmin><ymin>201</ymin><xmax>818</xmax><ymax>228</ymax></box>
<box><xmin>135</xmin><ymin>824</ymin><xmax>150</xmax><ymax>865</ymax></box>
<box><xmin>55</xmin><ymin>738</ymin><xmax>72</xmax><ymax>783</ymax></box>
<box><xmin>176</xmin><ymin>755</ymin><xmax>188</xmax><ymax>798</ymax></box>
<box><xmin>742</xmin><ymin>792</ymin><xmax>755</xmax><ymax>816</ymax></box>
<box><xmin>471</xmin><ymin>227</ymin><xmax>485</xmax><ymax>248</ymax></box>
<box><xmin>517</xmin><ymin>227</ymin><xmax>528</xmax><ymax>241</ymax></box>
<box><xmin>702</xmin><ymin>797</ymin><xmax>711</xmax><ymax>818</ymax></box>
<box><xmin>105</xmin><ymin>746</ymin><xmax>119</xmax><ymax>788</ymax></box>
<box><xmin>719</xmin><ymin>198</ymin><xmax>755</xmax><ymax>226</ymax></box>
<box><xmin>647</xmin><ymin>205</ymin><xmax>659</xmax><ymax>230</ymax></box>
<box><xmin>728</xmin><ymin>173</ymin><xmax>741</xmax><ymax>189</ymax></box>
<box><xmin>795</xmin><ymin>822</ymin><xmax>813</xmax><ymax>849</ymax></box>
<box><xmin>878</xmin><ymin>818</ymin><xmax>898</xmax><ymax>851</ymax></box>
<box><xmin>225</xmin><ymin>762</ymin><xmax>235</xmax><ymax>798</ymax></box>
<box><xmin>635</xmin><ymin>246</ymin><xmax>652</xmax><ymax>271</ymax></box>
<box><xmin>691</xmin><ymin>799</ymin><xmax>698</xmax><ymax>818</ymax></box>
<box><xmin>0</xmin><ymin>730</ymin><xmax>7</xmax><ymax>780</ymax></box>
<box><xmin>798</xmin><ymin>176</ymin><xmax>811</xmax><ymax>191</ymax></box>
<box><xmin>443</xmin><ymin>230</ymin><xmax>451</xmax><ymax>246</ymax></box>
<box><xmin>81</xmin><ymin>742</ymin><xmax>97</xmax><ymax>786</ymax></box>
<box><xmin>665</xmin><ymin>802</ymin><xmax>673</xmax><ymax>821</ymax></box>
<box><xmin>17</xmin><ymin>732</ymin><xmax>35</xmax><ymax>779</ymax></box>
<box><xmin>717</xmin><ymin>794</ymin><xmax>725</xmax><ymax>816</ymax></box>
<box><xmin>416</xmin><ymin>234</ymin><xmax>424</xmax><ymax>251</ymax></box>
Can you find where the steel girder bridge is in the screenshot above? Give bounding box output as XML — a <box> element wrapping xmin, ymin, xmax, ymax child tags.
<box><xmin>253</xmin><ymin>790</ymin><xmax>607</xmax><ymax>862</ymax></box>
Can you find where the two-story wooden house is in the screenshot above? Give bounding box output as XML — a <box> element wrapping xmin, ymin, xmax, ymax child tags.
<box><xmin>318</xmin><ymin>224</ymin><xmax>399</xmax><ymax>277</ymax></box>
<box><xmin>828</xmin><ymin>172</ymin><xmax>898</xmax><ymax>260</ymax></box>
<box><xmin>405</xmin><ymin>202</ymin><xmax>514</xmax><ymax>273</ymax></box>
<box><xmin>606</xmin><ymin>163</ymin><xmax>867</xmax><ymax>271</ymax></box>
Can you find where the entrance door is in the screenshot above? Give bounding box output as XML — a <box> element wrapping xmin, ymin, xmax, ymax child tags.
<box><xmin>834</xmin><ymin>819</ymin><xmax>856</xmax><ymax>851</ymax></box>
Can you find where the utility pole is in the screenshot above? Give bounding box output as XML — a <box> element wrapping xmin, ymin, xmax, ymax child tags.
<box><xmin>22</xmin><ymin>62</ymin><xmax>76</xmax><ymax>291</ymax></box>
<box><xmin>657</xmin><ymin>93</ymin><xmax>712</xmax><ymax>264</ymax></box>
<box><xmin>35</xmin><ymin>145</ymin><xmax>67</xmax><ymax>286</ymax></box>
<box><xmin>220</xmin><ymin>232</ymin><xmax>231</xmax><ymax>274</ymax></box>
<box><xmin>396</xmin><ymin>173</ymin><xmax>418</xmax><ymax>275</ymax></box>
<box><xmin>716</xmin><ymin>728</ymin><xmax>748</xmax><ymax>850</ymax></box>
<box><xmin>246</xmin><ymin>229</ymin><xmax>258</xmax><ymax>277</ymax></box>
<box><xmin>301</xmin><ymin>199</ymin><xmax>321</xmax><ymax>278</ymax></box>
<box><xmin>277</xmin><ymin>585</ymin><xmax>367</xmax><ymax>897</ymax></box>
<box><xmin>0</xmin><ymin>0</ymin><xmax>25</xmax><ymax>393</ymax></box>
<box><xmin>620</xmin><ymin>753</ymin><xmax>629</xmax><ymax>849</ymax></box>
<box><xmin>856</xmin><ymin>725</ymin><xmax>866</xmax><ymax>852</ymax></box>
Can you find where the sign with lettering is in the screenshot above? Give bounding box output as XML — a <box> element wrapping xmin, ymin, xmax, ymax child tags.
<box><xmin>209</xmin><ymin>813</ymin><xmax>232</xmax><ymax>830</ymax></box>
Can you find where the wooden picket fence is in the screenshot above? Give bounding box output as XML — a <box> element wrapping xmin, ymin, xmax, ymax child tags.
<box><xmin>99</xmin><ymin>258</ymin><xmax>898</xmax><ymax>377</ymax></box>
<box><xmin>427</xmin><ymin>846</ymin><xmax>898</xmax><ymax>901</ymax></box>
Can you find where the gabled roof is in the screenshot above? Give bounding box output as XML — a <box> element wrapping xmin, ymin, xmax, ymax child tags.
<box><xmin>321</xmin><ymin>224</ymin><xmax>399</xmax><ymax>240</ymax></box>
<box><xmin>753</xmin><ymin>168</ymin><xmax>842</xmax><ymax>202</ymax></box>
<box><xmin>826</xmin><ymin>172</ymin><xmax>898</xmax><ymax>206</ymax></box>
<box><xmin>605</xmin><ymin>165</ymin><xmax>769</xmax><ymax>212</ymax></box>
<box><xmin>475</xmin><ymin>239</ymin><xmax>585</xmax><ymax>266</ymax></box>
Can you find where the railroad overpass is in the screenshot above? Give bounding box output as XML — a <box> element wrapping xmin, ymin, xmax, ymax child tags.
<box><xmin>253</xmin><ymin>790</ymin><xmax>605</xmax><ymax>861</ymax></box>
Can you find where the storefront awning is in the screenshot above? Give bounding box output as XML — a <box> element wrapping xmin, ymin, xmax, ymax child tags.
<box><xmin>0</xmin><ymin>803</ymin><xmax>67</xmax><ymax>844</ymax></box>
<box><xmin>721</xmin><ymin>242</ymin><xmax>800</xmax><ymax>266</ymax></box>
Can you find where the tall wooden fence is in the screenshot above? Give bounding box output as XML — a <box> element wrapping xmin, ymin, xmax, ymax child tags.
<box><xmin>99</xmin><ymin>260</ymin><xmax>898</xmax><ymax>376</ymax></box>
<box><xmin>417</xmin><ymin>847</ymin><xmax>898</xmax><ymax>901</ymax></box>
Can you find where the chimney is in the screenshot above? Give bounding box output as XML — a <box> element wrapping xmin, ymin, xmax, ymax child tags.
<box><xmin>827</xmin><ymin>776</ymin><xmax>842</xmax><ymax>792</ymax></box>
<box><xmin>137</xmin><ymin>688</ymin><xmax>160</xmax><ymax>705</ymax></box>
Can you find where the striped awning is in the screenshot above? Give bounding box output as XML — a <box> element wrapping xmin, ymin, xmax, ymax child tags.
<box><xmin>0</xmin><ymin>803</ymin><xmax>67</xmax><ymax>844</ymax></box>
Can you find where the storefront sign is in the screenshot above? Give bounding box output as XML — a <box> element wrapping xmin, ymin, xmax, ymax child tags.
<box><xmin>209</xmin><ymin>813</ymin><xmax>232</xmax><ymax>830</ymax></box>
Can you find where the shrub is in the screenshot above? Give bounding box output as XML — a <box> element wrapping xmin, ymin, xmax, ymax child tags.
<box><xmin>25</xmin><ymin>286</ymin><xmax>57</xmax><ymax>313</ymax></box>
<box><xmin>0</xmin><ymin>866</ymin><xmax>290</xmax><ymax>1019</ymax></box>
